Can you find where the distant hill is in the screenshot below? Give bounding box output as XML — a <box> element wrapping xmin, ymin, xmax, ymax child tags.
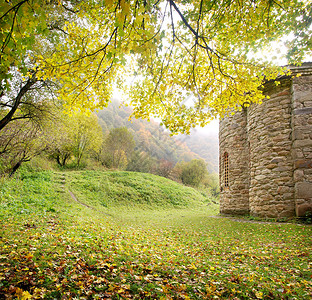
<box><xmin>177</xmin><ymin>130</ymin><xmax>219</xmax><ymax>173</ymax></box>
<box><xmin>97</xmin><ymin>99</ymin><xmax>219</xmax><ymax>173</ymax></box>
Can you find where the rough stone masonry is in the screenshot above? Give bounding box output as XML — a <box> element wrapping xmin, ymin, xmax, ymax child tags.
<box><xmin>219</xmin><ymin>62</ymin><xmax>312</xmax><ymax>218</ymax></box>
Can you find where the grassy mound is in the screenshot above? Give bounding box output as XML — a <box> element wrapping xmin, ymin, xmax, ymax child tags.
<box><xmin>65</xmin><ymin>170</ymin><xmax>214</xmax><ymax>211</ymax></box>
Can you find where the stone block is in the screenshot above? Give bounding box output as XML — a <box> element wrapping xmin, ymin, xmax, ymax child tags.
<box><xmin>293</xmin><ymin>102</ymin><xmax>304</xmax><ymax>109</ymax></box>
<box><xmin>255</xmin><ymin>175</ymin><xmax>267</xmax><ymax>181</ymax></box>
<box><xmin>277</xmin><ymin>90</ymin><xmax>290</xmax><ymax>97</ymax></box>
<box><xmin>278</xmin><ymin>207</ymin><xmax>296</xmax><ymax>218</ymax></box>
<box><xmin>292</xmin><ymin>130</ymin><xmax>304</xmax><ymax>140</ymax></box>
<box><xmin>277</xmin><ymin>186</ymin><xmax>289</xmax><ymax>194</ymax></box>
<box><xmin>271</xmin><ymin>157</ymin><xmax>284</xmax><ymax>164</ymax></box>
<box><xmin>274</xmin><ymin>166</ymin><xmax>293</xmax><ymax>172</ymax></box>
<box><xmin>294</xmin><ymin>159</ymin><xmax>312</xmax><ymax>169</ymax></box>
<box><xmin>293</xmin><ymin>107</ymin><xmax>312</xmax><ymax>115</ymax></box>
<box><xmin>293</xmin><ymin>140</ymin><xmax>312</xmax><ymax>148</ymax></box>
<box><xmin>296</xmin><ymin>182</ymin><xmax>312</xmax><ymax>199</ymax></box>
<box><xmin>292</xmin><ymin>148</ymin><xmax>304</xmax><ymax>159</ymax></box>
<box><xmin>294</xmin><ymin>169</ymin><xmax>305</xmax><ymax>182</ymax></box>
<box><xmin>282</xmin><ymin>193</ymin><xmax>294</xmax><ymax>200</ymax></box>
<box><xmin>276</xmin><ymin>150</ymin><xmax>291</xmax><ymax>157</ymax></box>
<box><xmin>267</xmin><ymin>164</ymin><xmax>277</xmax><ymax>169</ymax></box>
<box><xmin>296</xmin><ymin>203</ymin><xmax>312</xmax><ymax>217</ymax></box>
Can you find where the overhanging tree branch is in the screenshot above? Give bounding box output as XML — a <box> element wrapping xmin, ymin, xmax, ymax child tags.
<box><xmin>0</xmin><ymin>77</ymin><xmax>37</xmax><ymax>130</ymax></box>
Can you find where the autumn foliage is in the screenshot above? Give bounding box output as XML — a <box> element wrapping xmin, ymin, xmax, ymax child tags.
<box><xmin>0</xmin><ymin>170</ymin><xmax>311</xmax><ymax>299</ymax></box>
<box><xmin>1</xmin><ymin>0</ymin><xmax>311</xmax><ymax>133</ymax></box>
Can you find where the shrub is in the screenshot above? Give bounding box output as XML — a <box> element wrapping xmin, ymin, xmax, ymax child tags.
<box><xmin>181</xmin><ymin>159</ymin><xmax>207</xmax><ymax>187</ymax></box>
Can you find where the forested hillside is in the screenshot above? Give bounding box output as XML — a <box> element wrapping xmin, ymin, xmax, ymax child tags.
<box><xmin>97</xmin><ymin>100</ymin><xmax>219</xmax><ymax>172</ymax></box>
<box><xmin>0</xmin><ymin>96</ymin><xmax>218</xmax><ymax>180</ymax></box>
<box><xmin>177</xmin><ymin>131</ymin><xmax>219</xmax><ymax>173</ymax></box>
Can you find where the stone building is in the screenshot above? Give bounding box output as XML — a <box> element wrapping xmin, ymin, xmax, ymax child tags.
<box><xmin>219</xmin><ymin>63</ymin><xmax>312</xmax><ymax>218</ymax></box>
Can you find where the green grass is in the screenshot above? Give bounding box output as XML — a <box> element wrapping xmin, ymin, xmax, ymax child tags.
<box><xmin>0</xmin><ymin>170</ymin><xmax>311</xmax><ymax>299</ymax></box>
<box><xmin>65</xmin><ymin>170</ymin><xmax>215</xmax><ymax>212</ymax></box>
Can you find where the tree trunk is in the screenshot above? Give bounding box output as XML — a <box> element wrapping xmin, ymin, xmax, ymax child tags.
<box><xmin>0</xmin><ymin>78</ymin><xmax>37</xmax><ymax>131</ymax></box>
<box><xmin>56</xmin><ymin>154</ymin><xmax>62</xmax><ymax>166</ymax></box>
<box><xmin>9</xmin><ymin>161</ymin><xmax>22</xmax><ymax>177</ymax></box>
<box><xmin>61</xmin><ymin>153</ymin><xmax>70</xmax><ymax>166</ymax></box>
<box><xmin>77</xmin><ymin>152</ymin><xmax>82</xmax><ymax>167</ymax></box>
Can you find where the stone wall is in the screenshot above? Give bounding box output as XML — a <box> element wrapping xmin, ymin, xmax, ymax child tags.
<box><xmin>247</xmin><ymin>79</ymin><xmax>295</xmax><ymax>218</ymax></box>
<box><xmin>219</xmin><ymin>63</ymin><xmax>312</xmax><ymax>218</ymax></box>
<box><xmin>291</xmin><ymin>65</ymin><xmax>312</xmax><ymax>213</ymax></box>
<box><xmin>219</xmin><ymin>109</ymin><xmax>250</xmax><ymax>215</ymax></box>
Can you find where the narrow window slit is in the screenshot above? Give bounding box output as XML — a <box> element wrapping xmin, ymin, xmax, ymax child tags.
<box><xmin>224</xmin><ymin>152</ymin><xmax>229</xmax><ymax>188</ymax></box>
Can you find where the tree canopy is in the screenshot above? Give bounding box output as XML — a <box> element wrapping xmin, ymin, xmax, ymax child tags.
<box><xmin>1</xmin><ymin>0</ymin><xmax>311</xmax><ymax>133</ymax></box>
<box><xmin>104</xmin><ymin>127</ymin><xmax>136</xmax><ymax>169</ymax></box>
<box><xmin>181</xmin><ymin>159</ymin><xmax>208</xmax><ymax>187</ymax></box>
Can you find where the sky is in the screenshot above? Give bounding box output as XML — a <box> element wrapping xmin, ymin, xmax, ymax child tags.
<box><xmin>194</xmin><ymin>119</ymin><xmax>219</xmax><ymax>137</ymax></box>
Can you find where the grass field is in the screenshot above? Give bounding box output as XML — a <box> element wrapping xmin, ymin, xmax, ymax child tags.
<box><xmin>0</xmin><ymin>170</ymin><xmax>311</xmax><ymax>299</ymax></box>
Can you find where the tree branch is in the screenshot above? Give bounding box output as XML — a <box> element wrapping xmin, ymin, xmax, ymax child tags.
<box><xmin>0</xmin><ymin>77</ymin><xmax>37</xmax><ymax>131</ymax></box>
<box><xmin>0</xmin><ymin>0</ymin><xmax>28</xmax><ymax>20</ymax></box>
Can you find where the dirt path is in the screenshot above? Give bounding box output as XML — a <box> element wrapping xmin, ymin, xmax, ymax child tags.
<box><xmin>68</xmin><ymin>189</ymin><xmax>96</xmax><ymax>210</ymax></box>
<box><xmin>55</xmin><ymin>172</ymin><xmax>112</xmax><ymax>216</ymax></box>
<box><xmin>209</xmin><ymin>215</ymin><xmax>308</xmax><ymax>226</ymax></box>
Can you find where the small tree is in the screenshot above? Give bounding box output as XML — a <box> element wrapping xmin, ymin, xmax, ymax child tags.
<box><xmin>72</xmin><ymin>113</ymin><xmax>104</xmax><ymax>167</ymax></box>
<box><xmin>155</xmin><ymin>159</ymin><xmax>175</xmax><ymax>178</ymax></box>
<box><xmin>126</xmin><ymin>151</ymin><xmax>155</xmax><ymax>173</ymax></box>
<box><xmin>104</xmin><ymin>127</ymin><xmax>135</xmax><ymax>169</ymax></box>
<box><xmin>181</xmin><ymin>159</ymin><xmax>208</xmax><ymax>187</ymax></box>
<box><xmin>44</xmin><ymin>112</ymin><xmax>75</xmax><ymax>167</ymax></box>
<box><xmin>0</xmin><ymin>116</ymin><xmax>47</xmax><ymax>176</ymax></box>
<box><xmin>203</xmin><ymin>173</ymin><xmax>220</xmax><ymax>197</ymax></box>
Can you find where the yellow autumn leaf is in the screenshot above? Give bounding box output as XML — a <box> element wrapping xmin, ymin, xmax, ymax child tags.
<box><xmin>21</xmin><ymin>291</ymin><xmax>32</xmax><ymax>300</ymax></box>
<box><xmin>255</xmin><ymin>291</ymin><xmax>263</xmax><ymax>299</ymax></box>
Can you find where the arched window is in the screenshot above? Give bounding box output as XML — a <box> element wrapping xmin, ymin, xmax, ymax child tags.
<box><xmin>224</xmin><ymin>152</ymin><xmax>229</xmax><ymax>188</ymax></box>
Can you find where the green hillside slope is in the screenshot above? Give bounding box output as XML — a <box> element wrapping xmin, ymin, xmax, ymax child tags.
<box><xmin>0</xmin><ymin>170</ymin><xmax>216</xmax><ymax>219</ymax></box>
<box><xmin>65</xmin><ymin>170</ymin><xmax>214</xmax><ymax>212</ymax></box>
